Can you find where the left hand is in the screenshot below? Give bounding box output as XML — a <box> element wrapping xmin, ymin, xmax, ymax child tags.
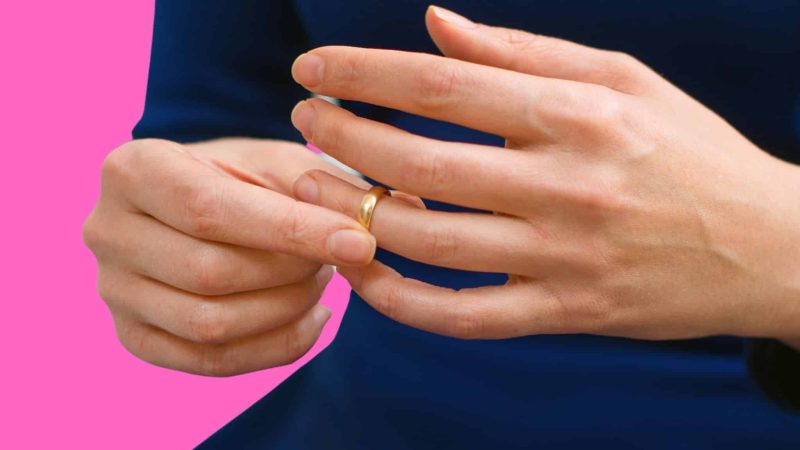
<box><xmin>288</xmin><ymin>6</ymin><xmax>800</xmax><ymax>341</ymax></box>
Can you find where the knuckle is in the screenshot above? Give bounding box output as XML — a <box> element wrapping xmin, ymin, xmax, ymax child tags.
<box><xmin>403</xmin><ymin>148</ymin><xmax>452</xmax><ymax>193</ymax></box>
<box><xmin>113</xmin><ymin>319</ymin><xmax>145</xmax><ymax>357</ymax></box>
<box><xmin>588</xmin><ymin>93</ymin><xmax>627</xmax><ymax>127</ymax></box>
<box><xmin>410</xmin><ymin>59</ymin><xmax>462</xmax><ymax>111</ymax></box>
<box><xmin>81</xmin><ymin>212</ymin><xmax>105</xmax><ymax>252</ymax></box>
<box><xmin>188</xmin><ymin>246</ymin><xmax>236</xmax><ymax>295</ymax></box>
<box><xmin>102</xmin><ymin>139</ymin><xmax>174</xmax><ymax>181</ymax></box>
<box><xmin>581</xmin><ymin>170</ymin><xmax>634</xmax><ymax>217</ymax></box>
<box><xmin>196</xmin><ymin>347</ymin><xmax>236</xmax><ymax>377</ymax></box>
<box><xmin>273</xmin><ymin>201</ymin><xmax>316</xmax><ymax>252</ymax></box>
<box><xmin>101</xmin><ymin>147</ymin><xmax>127</xmax><ymax>181</ymax></box>
<box><xmin>446</xmin><ymin>304</ymin><xmax>483</xmax><ymax>339</ymax></box>
<box><xmin>187</xmin><ymin>300</ymin><xmax>231</xmax><ymax>345</ymax></box>
<box><xmin>602</xmin><ymin>51</ymin><xmax>652</xmax><ymax>91</ymax></box>
<box><xmin>182</xmin><ymin>181</ymin><xmax>224</xmax><ymax>238</ymax></box>
<box><xmin>503</xmin><ymin>28</ymin><xmax>539</xmax><ymax>50</ymax></box>
<box><xmin>375</xmin><ymin>282</ymin><xmax>405</xmax><ymax>323</ymax></box>
<box><xmin>420</xmin><ymin>225</ymin><xmax>458</xmax><ymax>262</ymax></box>
<box><xmin>506</xmin><ymin>32</ymin><xmax>562</xmax><ymax>63</ymax></box>
<box><xmin>575</xmin><ymin>92</ymin><xmax>636</xmax><ymax>142</ymax></box>
<box><xmin>610</xmin><ymin>51</ymin><xmax>644</xmax><ymax>75</ymax></box>
<box><xmin>541</xmin><ymin>285</ymin><xmax>612</xmax><ymax>335</ymax></box>
<box><xmin>101</xmin><ymin>142</ymin><xmax>136</xmax><ymax>181</ymax></box>
<box><xmin>328</xmin><ymin>47</ymin><xmax>368</xmax><ymax>87</ymax></box>
<box><xmin>95</xmin><ymin>270</ymin><xmax>118</xmax><ymax>307</ymax></box>
<box><xmin>576</xmin><ymin>293</ymin><xmax>614</xmax><ymax>334</ymax></box>
<box><xmin>574</xmin><ymin>185</ymin><xmax>625</xmax><ymax>217</ymax></box>
<box><xmin>314</xmin><ymin>112</ymin><xmax>348</xmax><ymax>152</ymax></box>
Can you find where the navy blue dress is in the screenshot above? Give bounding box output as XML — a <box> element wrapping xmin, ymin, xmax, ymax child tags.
<box><xmin>133</xmin><ymin>1</ymin><xmax>800</xmax><ymax>448</ymax></box>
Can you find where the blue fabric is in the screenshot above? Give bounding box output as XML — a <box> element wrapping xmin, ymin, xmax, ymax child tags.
<box><xmin>133</xmin><ymin>1</ymin><xmax>800</xmax><ymax>448</ymax></box>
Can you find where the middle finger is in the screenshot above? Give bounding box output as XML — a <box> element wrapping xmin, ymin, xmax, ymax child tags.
<box><xmin>104</xmin><ymin>212</ymin><xmax>321</xmax><ymax>296</ymax></box>
<box><xmin>292</xmin><ymin>98</ymin><xmax>561</xmax><ymax>217</ymax></box>
<box><xmin>100</xmin><ymin>265</ymin><xmax>334</xmax><ymax>345</ymax></box>
<box><xmin>292</xmin><ymin>46</ymin><xmax>602</xmax><ymax>141</ymax></box>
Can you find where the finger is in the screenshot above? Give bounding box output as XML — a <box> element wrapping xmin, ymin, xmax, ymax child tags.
<box><xmin>114</xmin><ymin>304</ymin><xmax>332</xmax><ymax>377</ymax></box>
<box><xmin>295</xmin><ymin>170</ymin><xmax>550</xmax><ymax>275</ymax></box>
<box><xmin>338</xmin><ymin>261</ymin><xmax>565</xmax><ymax>339</ymax></box>
<box><xmin>102</xmin><ymin>212</ymin><xmax>320</xmax><ymax>296</ymax></box>
<box><xmin>102</xmin><ymin>265</ymin><xmax>333</xmax><ymax>345</ymax></box>
<box><xmin>186</xmin><ymin>138</ymin><xmax>371</xmax><ymax>196</ymax></box>
<box><xmin>292</xmin><ymin>98</ymin><xmax>567</xmax><ymax>216</ymax></box>
<box><xmin>425</xmin><ymin>5</ymin><xmax>662</xmax><ymax>96</ymax></box>
<box><xmin>388</xmin><ymin>190</ymin><xmax>427</xmax><ymax>210</ymax></box>
<box><xmin>108</xmin><ymin>140</ymin><xmax>376</xmax><ymax>266</ymax></box>
<box><xmin>291</xmin><ymin>45</ymin><xmax>609</xmax><ymax>141</ymax></box>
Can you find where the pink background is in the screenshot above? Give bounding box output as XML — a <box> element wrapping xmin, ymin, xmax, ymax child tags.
<box><xmin>1</xmin><ymin>1</ymin><xmax>350</xmax><ymax>448</ymax></box>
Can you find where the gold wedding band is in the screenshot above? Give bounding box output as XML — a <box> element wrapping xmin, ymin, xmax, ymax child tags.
<box><xmin>358</xmin><ymin>186</ymin><xmax>390</xmax><ymax>231</ymax></box>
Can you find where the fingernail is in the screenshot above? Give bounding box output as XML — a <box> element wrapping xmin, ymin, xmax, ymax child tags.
<box><xmin>430</xmin><ymin>5</ymin><xmax>476</xmax><ymax>28</ymax></box>
<box><xmin>291</xmin><ymin>101</ymin><xmax>315</xmax><ymax>137</ymax></box>
<box><xmin>316</xmin><ymin>265</ymin><xmax>335</xmax><ymax>285</ymax></box>
<box><xmin>314</xmin><ymin>305</ymin><xmax>333</xmax><ymax>324</ymax></box>
<box><xmin>328</xmin><ymin>229</ymin><xmax>376</xmax><ymax>265</ymax></box>
<box><xmin>390</xmin><ymin>191</ymin><xmax>427</xmax><ymax>210</ymax></box>
<box><xmin>294</xmin><ymin>173</ymin><xmax>319</xmax><ymax>203</ymax></box>
<box><xmin>292</xmin><ymin>53</ymin><xmax>325</xmax><ymax>87</ymax></box>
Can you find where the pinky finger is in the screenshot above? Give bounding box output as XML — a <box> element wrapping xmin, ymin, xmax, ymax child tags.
<box><xmin>338</xmin><ymin>261</ymin><xmax>565</xmax><ymax>339</ymax></box>
<box><xmin>113</xmin><ymin>305</ymin><xmax>332</xmax><ymax>377</ymax></box>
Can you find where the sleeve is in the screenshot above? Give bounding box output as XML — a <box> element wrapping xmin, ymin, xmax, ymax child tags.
<box><xmin>132</xmin><ymin>0</ymin><xmax>310</xmax><ymax>144</ymax></box>
<box><xmin>747</xmin><ymin>338</ymin><xmax>800</xmax><ymax>412</ymax></box>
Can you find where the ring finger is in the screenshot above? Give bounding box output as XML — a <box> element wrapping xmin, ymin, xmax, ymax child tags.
<box><xmin>100</xmin><ymin>265</ymin><xmax>333</xmax><ymax>345</ymax></box>
<box><xmin>294</xmin><ymin>170</ymin><xmax>561</xmax><ymax>276</ymax></box>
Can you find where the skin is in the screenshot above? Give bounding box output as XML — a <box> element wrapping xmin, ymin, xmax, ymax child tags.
<box><xmin>289</xmin><ymin>7</ymin><xmax>800</xmax><ymax>344</ymax></box>
<box><xmin>83</xmin><ymin>138</ymin><xmax>377</xmax><ymax>376</ymax></box>
<box><xmin>85</xmin><ymin>6</ymin><xmax>800</xmax><ymax>377</ymax></box>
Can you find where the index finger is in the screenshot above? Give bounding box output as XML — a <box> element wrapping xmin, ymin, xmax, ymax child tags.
<box><xmin>291</xmin><ymin>46</ymin><xmax>607</xmax><ymax>141</ymax></box>
<box><xmin>113</xmin><ymin>141</ymin><xmax>376</xmax><ymax>266</ymax></box>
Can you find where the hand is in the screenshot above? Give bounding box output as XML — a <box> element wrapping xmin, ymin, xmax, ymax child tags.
<box><xmin>83</xmin><ymin>138</ymin><xmax>376</xmax><ymax>376</ymax></box>
<box><xmin>288</xmin><ymin>7</ymin><xmax>800</xmax><ymax>341</ymax></box>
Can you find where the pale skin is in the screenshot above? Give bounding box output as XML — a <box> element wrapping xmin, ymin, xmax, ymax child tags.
<box><xmin>84</xmin><ymin>6</ymin><xmax>800</xmax><ymax>376</ymax></box>
<box><xmin>82</xmin><ymin>138</ymin><xmax>381</xmax><ymax>376</ymax></box>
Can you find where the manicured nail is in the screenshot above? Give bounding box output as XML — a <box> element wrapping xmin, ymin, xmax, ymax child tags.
<box><xmin>294</xmin><ymin>173</ymin><xmax>319</xmax><ymax>203</ymax></box>
<box><xmin>292</xmin><ymin>53</ymin><xmax>325</xmax><ymax>87</ymax></box>
<box><xmin>429</xmin><ymin>5</ymin><xmax>476</xmax><ymax>28</ymax></box>
<box><xmin>315</xmin><ymin>265</ymin><xmax>335</xmax><ymax>285</ymax></box>
<box><xmin>390</xmin><ymin>191</ymin><xmax>427</xmax><ymax>210</ymax></box>
<box><xmin>328</xmin><ymin>229</ymin><xmax>376</xmax><ymax>265</ymax></box>
<box><xmin>314</xmin><ymin>305</ymin><xmax>333</xmax><ymax>325</ymax></box>
<box><xmin>291</xmin><ymin>101</ymin><xmax>315</xmax><ymax>137</ymax></box>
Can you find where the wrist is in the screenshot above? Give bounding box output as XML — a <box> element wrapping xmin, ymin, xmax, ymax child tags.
<box><xmin>752</xmin><ymin>157</ymin><xmax>800</xmax><ymax>341</ymax></box>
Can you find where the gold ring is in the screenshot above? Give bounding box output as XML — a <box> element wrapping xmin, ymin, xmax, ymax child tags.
<box><xmin>358</xmin><ymin>186</ymin><xmax>390</xmax><ymax>231</ymax></box>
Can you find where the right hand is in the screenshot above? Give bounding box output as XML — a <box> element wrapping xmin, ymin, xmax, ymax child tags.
<box><xmin>83</xmin><ymin>137</ymin><xmax>375</xmax><ymax>376</ymax></box>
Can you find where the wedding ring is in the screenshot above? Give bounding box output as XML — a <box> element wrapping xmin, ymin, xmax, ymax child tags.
<box><xmin>358</xmin><ymin>186</ymin><xmax>390</xmax><ymax>231</ymax></box>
